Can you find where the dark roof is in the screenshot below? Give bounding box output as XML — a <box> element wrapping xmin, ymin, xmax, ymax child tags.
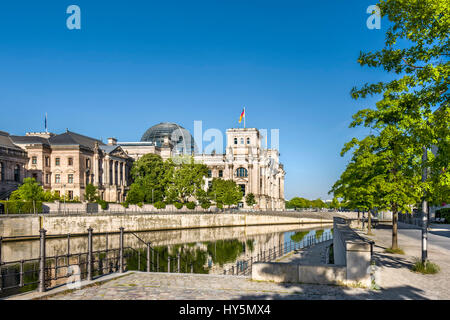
<box><xmin>48</xmin><ymin>131</ymin><xmax>105</xmax><ymax>150</ymax></box>
<box><xmin>0</xmin><ymin>131</ymin><xmax>23</xmax><ymax>150</ymax></box>
<box><xmin>10</xmin><ymin>135</ymin><xmax>50</xmax><ymax>146</ymax></box>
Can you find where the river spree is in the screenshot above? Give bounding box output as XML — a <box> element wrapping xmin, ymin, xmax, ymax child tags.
<box><xmin>0</xmin><ymin>223</ymin><xmax>332</xmax><ymax>297</ymax></box>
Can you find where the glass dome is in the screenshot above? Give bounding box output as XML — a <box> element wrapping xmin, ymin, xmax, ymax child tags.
<box><xmin>140</xmin><ymin>122</ymin><xmax>196</xmax><ymax>154</ymax></box>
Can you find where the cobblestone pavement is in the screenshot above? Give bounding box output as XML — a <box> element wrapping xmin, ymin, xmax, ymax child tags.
<box><xmin>44</xmin><ymin>272</ymin><xmax>381</xmax><ymax>300</ymax></box>
<box><xmin>361</xmin><ymin>222</ymin><xmax>450</xmax><ymax>300</ymax></box>
<box><xmin>277</xmin><ymin>240</ymin><xmax>330</xmax><ymax>265</ymax></box>
<box><xmin>40</xmin><ymin>222</ymin><xmax>450</xmax><ymax>300</ymax></box>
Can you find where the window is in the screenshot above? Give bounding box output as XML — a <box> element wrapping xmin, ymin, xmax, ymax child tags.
<box><xmin>45</xmin><ymin>156</ymin><xmax>50</xmax><ymax>167</ymax></box>
<box><xmin>45</xmin><ymin>174</ymin><xmax>49</xmax><ymax>184</ymax></box>
<box><xmin>68</xmin><ymin>158</ymin><xmax>73</xmax><ymax>166</ymax></box>
<box><xmin>236</xmin><ymin>167</ymin><xmax>248</xmax><ymax>177</ymax></box>
<box><xmin>55</xmin><ymin>158</ymin><xmax>60</xmax><ymax>166</ymax></box>
<box><xmin>86</xmin><ymin>158</ymin><xmax>90</xmax><ymax>168</ymax></box>
<box><xmin>14</xmin><ymin>165</ymin><xmax>20</xmax><ymax>182</ymax></box>
<box><xmin>207</xmin><ymin>170</ymin><xmax>212</xmax><ymax>178</ymax></box>
<box><xmin>32</xmin><ymin>156</ymin><xmax>37</xmax><ymax>165</ymax></box>
<box><xmin>68</xmin><ymin>174</ymin><xmax>74</xmax><ymax>184</ymax></box>
<box><xmin>218</xmin><ymin>170</ymin><xmax>223</xmax><ymax>178</ymax></box>
<box><xmin>32</xmin><ymin>173</ymin><xmax>37</xmax><ymax>181</ymax></box>
<box><xmin>234</xmin><ymin>138</ymin><xmax>237</xmax><ymax>145</ymax></box>
<box><xmin>55</xmin><ymin>174</ymin><xmax>60</xmax><ymax>184</ymax></box>
<box><xmin>208</xmin><ymin>181</ymin><xmax>212</xmax><ymax>189</ymax></box>
<box><xmin>240</xmin><ymin>138</ymin><xmax>244</xmax><ymax>144</ymax></box>
<box><xmin>239</xmin><ymin>184</ymin><xmax>246</xmax><ymax>196</ymax></box>
<box><xmin>247</xmin><ymin>137</ymin><xmax>250</xmax><ymax>144</ymax></box>
<box><xmin>68</xmin><ymin>190</ymin><xmax>73</xmax><ymax>200</ymax></box>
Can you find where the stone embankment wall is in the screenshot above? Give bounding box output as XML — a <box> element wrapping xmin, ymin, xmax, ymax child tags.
<box><xmin>252</xmin><ymin>217</ymin><xmax>374</xmax><ymax>286</ymax></box>
<box><xmin>0</xmin><ymin>212</ymin><xmax>335</xmax><ymax>237</ymax></box>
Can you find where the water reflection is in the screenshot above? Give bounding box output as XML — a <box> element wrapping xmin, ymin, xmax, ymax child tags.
<box><xmin>0</xmin><ymin>223</ymin><xmax>332</xmax><ymax>296</ymax></box>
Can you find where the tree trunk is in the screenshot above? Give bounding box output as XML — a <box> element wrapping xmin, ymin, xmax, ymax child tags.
<box><xmin>368</xmin><ymin>210</ymin><xmax>372</xmax><ymax>234</ymax></box>
<box><xmin>392</xmin><ymin>208</ymin><xmax>398</xmax><ymax>250</ymax></box>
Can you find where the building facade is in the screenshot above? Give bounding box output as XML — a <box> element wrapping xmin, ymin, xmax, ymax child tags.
<box><xmin>0</xmin><ymin>131</ymin><xmax>28</xmax><ymax>199</ymax></box>
<box><xmin>8</xmin><ymin>130</ymin><xmax>132</xmax><ymax>202</ymax></box>
<box><xmin>118</xmin><ymin>123</ymin><xmax>285</xmax><ymax>210</ymax></box>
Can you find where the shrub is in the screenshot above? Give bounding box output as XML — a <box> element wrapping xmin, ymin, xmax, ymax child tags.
<box><xmin>186</xmin><ymin>202</ymin><xmax>196</xmax><ymax>210</ymax></box>
<box><xmin>174</xmin><ymin>202</ymin><xmax>184</xmax><ymax>210</ymax></box>
<box><xmin>201</xmin><ymin>202</ymin><xmax>211</xmax><ymax>210</ymax></box>
<box><xmin>121</xmin><ymin>202</ymin><xmax>129</xmax><ymax>208</ymax></box>
<box><xmin>97</xmin><ymin>200</ymin><xmax>108</xmax><ymax>210</ymax></box>
<box><xmin>137</xmin><ymin>202</ymin><xmax>143</xmax><ymax>208</ymax></box>
<box><xmin>437</xmin><ymin>208</ymin><xmax>450</xmax><ymax>223</ymax></box>
<box><xmin>154</xmin><ymin>201</ymin><xmax>166</xmax><ymax>209</ymax></box>
<box><xmin>0</xmin><ymin>201</ymin><xmax>43</xmax><ymax>214</ymax></box>
<box><xmin>216</xmin><ymin>202</ymin><xmax>223</xmax><ymax>209</ymax></box>
<box><xmin>412</xmin><ymin>259</ymin><xmax>440</xmax><ymax>274</ymax></box>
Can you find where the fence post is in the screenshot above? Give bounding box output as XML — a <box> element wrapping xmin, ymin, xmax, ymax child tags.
<box><xmin>177</xmin><ymin>254</ymin><xmax>180</xmax><ymax>273</ymax></box>
<box><xmin>0</xmin><ymin>237</ymin><xmax>2</xmax><ymax>291</ymax></box>
<box><xmin>87</xmin><ymin>227</ymin><xmax>93</xmax><ymax>281</ymax></box>
<box><xmin>147</xmin><ymin>243</ymin><xmax>151</xmax><ymax>272</ymax></box>
<box><xmin>119</xmin><ymin>227</ymin><xmax>124</xmax><ymax>273</ymax></box>
<box><xmin>20</xmin><ymin>260</ymin><xmax>24</xmax><ymax>287</ymax></box>
<box><xmin>39</xmin><ymin>228</ymin><xmax>47</xmax><ymax>292</ymax></box>
<box><xmin>157</xmin><ymin>252</ymin><xmax>159</xmax><ymax>272</ymax></box>
<box><xmin>168</xmin><ymin>257</ymin><xmax>171</xmax><ymax>273</ymax></box>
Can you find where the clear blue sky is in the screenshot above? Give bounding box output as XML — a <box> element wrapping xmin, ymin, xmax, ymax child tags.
<box><xmin>0</xmin><ymin>1</ymin><xmax>392</xmax><ymax>200</ymax></box>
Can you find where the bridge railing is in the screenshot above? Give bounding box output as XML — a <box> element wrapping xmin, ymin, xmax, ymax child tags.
<box><xmin>222</xmin><ymin>232</ymin><xmax>333</xmax><ymax>276</ymax></box>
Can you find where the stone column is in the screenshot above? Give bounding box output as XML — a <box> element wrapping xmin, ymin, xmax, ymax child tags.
<box><xmin>105</xmin><ymin>157</ymin><xmax>110</xmax><ymax>186</ymax></box>
<box><xmin>112</xmin><ymin>161</ymin><xmax>116</xmax><ymax>186</ymax></box>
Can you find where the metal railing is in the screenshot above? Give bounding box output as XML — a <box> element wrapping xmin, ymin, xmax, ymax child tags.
<box><xmin>222</xmin><ymin>232</ymin><xmax>333</xmax><ymax>276</ymax></box>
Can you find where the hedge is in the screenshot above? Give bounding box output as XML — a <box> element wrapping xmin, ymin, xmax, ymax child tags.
<box><xmin>0</xmin><ymin>201</ymin><xmax>43</xmax><ymax>214</ymax></box>
<box><xmin>154</xmin><ymin>201</ymin><xmax>166</xmax><ymax>209</ymax></box>
<box><xmin>174</xmin><ymin>202</ymin><xmax>184</xmax><ymax>210</ymax></box>
<box><xmin>436</xmin><ymin>208</ymin><xmax>450</xmax><ymax>222</ymax></box>
<box><xmin>186</xmin><ymin>202</ymin><xmax>196</xmax><ymax>210</ymax></box>
<box><xmin>201</xmin><ymin>202</ymin><xmax>211</xmax><ymax>209</ymax></box>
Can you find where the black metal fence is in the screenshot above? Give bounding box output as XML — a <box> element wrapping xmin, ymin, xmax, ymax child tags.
<box><xmin>223</xmin><ymin>232</ymin><xmax>333</xmax><ymax>276</ymax></box>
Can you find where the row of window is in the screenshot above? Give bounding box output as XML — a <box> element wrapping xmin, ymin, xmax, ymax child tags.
<box><xmin>207</xmin><ymin>169</ymin><xmax>223</xmax><ymax>178</ymax></box>
<box><xmin>234</xmin><ymin>137</ymin><xmax>251</xmax><ymax>145</ymax></box>
<box><xmin>30</xmin><ymin>156</ymin><xmax>91</xmax><ymax>168</ymax></box>
<box><xmin>206</xmin><ymin>168</ymin><xmax>248</xmax><ymax>178</ymax></box>
<box><xmin>0</xmin><ymin>162</ymin><xmax>21</xmax><ymax>182</ymax></box>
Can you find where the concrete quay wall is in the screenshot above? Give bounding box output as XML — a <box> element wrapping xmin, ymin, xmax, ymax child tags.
<box><xmin>0</xmin><ymin>212</ymin><xmax>333</xmax><ymax>237</ymax></box>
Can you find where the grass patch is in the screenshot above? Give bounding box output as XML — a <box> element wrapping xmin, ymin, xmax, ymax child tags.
<box><xmin>384</xmin><ymin>247</ymin><xmax>405</xmax><ymax>255</ymax></box>
<box><xmin>411</xmin><ymin>259</ymin><xmax>440</xmax><ymax>274</ymax></box>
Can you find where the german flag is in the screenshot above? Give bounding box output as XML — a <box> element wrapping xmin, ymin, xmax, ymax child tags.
<box><xmin>239</xmin><ymin>108</ymin><xmax>245</xmax><ymax>123</ymax></box>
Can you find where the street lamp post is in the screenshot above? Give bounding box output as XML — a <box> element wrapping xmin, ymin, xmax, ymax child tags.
<box><xmin>421</xmin><ymin>146</ymin><xmax>428</xmax><ymax>263</ymax></box>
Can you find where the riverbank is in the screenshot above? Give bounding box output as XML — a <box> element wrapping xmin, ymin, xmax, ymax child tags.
<box><xmin>0</xmin><ymin>211</ymin><xmax>354</xmax><ymax>238</ymax></box>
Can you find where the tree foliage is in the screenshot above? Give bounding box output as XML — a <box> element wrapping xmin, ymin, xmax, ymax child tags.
<box><xmin>208</xmin><ymin>178</ymin><xmax>243</xmax><ymax>208</ymax></box>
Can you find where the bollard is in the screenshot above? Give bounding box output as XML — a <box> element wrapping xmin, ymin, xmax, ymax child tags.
<box><xmin>38</xmin><ymin>229</ymin><xmax>47</xmax><ymax>292</ymax></box>
<box><xmin>177</xmin><ymin>254</ymin><xmax>180</xmax><ymax>273</ymax></box>
<box><xmin>87</xmin><ymin>227</ymin><xmax>93</xmax><ymax>281</ymax></box>
<box><xmin>191</xmin><ymin>263</ymin><xmax>193</xmax><ymax>273</ymax></box>
<box><xmin>119</xmin><ymin>227</ymin><xmax>124</xmax><ymax>273</ymax></box>
<box><xmin>147</xmin><ymin>243</ymin><xmax>151</xmax><ymax>272</ymax></box>
<box><xmin>168</xmin><ymin>257</ymin><xmax>171</xmax><ymax>273</ymax></box>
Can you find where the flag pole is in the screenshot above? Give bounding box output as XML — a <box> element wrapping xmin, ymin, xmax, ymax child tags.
<box><xmin>244</xmin><ymin>106</ymin><xmax>246</xmax><ymax>129</ymax></box>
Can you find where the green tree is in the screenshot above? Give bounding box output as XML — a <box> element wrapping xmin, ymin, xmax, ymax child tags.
<box><xmin>10</xmin><ymin>178</ymin><xmax>45</xmax><ymax>213</ymax></box>
<box><xmin>84</xmin><ymin>183</ymin><xmax>98</xmax><ymax>202</ymax></box>
<box><xmin>346</xmin><ymin>0</ymin><xmax>449</xmax><ymax>251</ymax></box>
<box><xmin>245</xmin><ymin>193</ymin><xmax>256</xmax><ymax>207</ymax></box>
<box><xmin>209</xmin><ymin>178</ymin><xmax>243</xmax><ymax>208</ymax></box>
<box><xmin>166</xmin><ymin>157</ymin><xmax>208</xmax><ymax>203</ymax></box>
<box><xmin>127</xmin><ymin>154</ymin><xmax>168</xmax><ymax>203</ymax></box>
<box><xmin>330</xmin><ymin>197</ymin><xmax>340</xmax><ymax>211</ymax></box>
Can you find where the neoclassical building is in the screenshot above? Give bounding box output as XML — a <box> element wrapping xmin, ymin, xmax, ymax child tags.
<box><xmin>7</xmin><ymin>130</ymin><xmax>132</xmax><ymax>202</ymax></box>
<box><xmin>0</xmin><ymin>131</ymin><xmax>28</xmax><ymax>199</ymax></box>
<box><xmin>117</xmin><ymin>123</ymin><xmax>285</xmax><ymax>210</ymax></box>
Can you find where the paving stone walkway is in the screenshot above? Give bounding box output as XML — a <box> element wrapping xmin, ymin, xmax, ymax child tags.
<box><xmin>44</xmin><ymin>272</ymin><xmax>379</xmax><ymax>300</ymax></box>
<box><xmin>31</xmin><ymin>222</ymin><xmax>450</xmax><ymax>300</ymax></box>
<box><xmin>276</xmin><ymin>240</ymin><xmax>330</xmax><ymax>265</ymax></box>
